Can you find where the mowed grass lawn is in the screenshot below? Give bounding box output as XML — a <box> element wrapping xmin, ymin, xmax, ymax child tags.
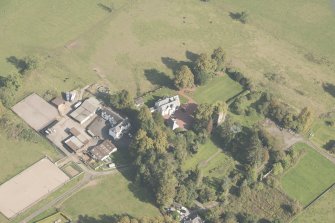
<box><xmin>61</xmin><ymin>171</ymin><xmax>160</xmax><ymax>220</ymax></box>
<box><xmin>202</xmin><ymin>152</ymin><xmax>236</xmax><ymax>178</ymax></box>
<box><xmin>293</xmin><ymin>187</ymin><xmax>335</xmax><ymax>223</ymax></box>
<box><xmin>183</xmin><ymin>139</ymin><xmax>219</xmax><ymax>171</ymax></box>
<box><xmin>281</xmin><ymin>143</ymin><xmax>335</xmax><ymax>205</ymax></box>
<box><xmin>189</xmin><ymin>76</ymin><xmax>243</xmax><ymax>104</ymax></box>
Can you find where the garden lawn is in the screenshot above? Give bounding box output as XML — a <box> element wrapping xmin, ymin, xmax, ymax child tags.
<box><xmin>183</xmin><ymin>140</ymin><xmax>219</xmax><ymax>171</ymax></box>
<box><xmin>281</xmin><ymin>143</ymin><xmax>335</xmax><ymax>206</ymax></box>
<box><xmin>293</xmin><ymin>187</ymin><xmax>335</xmax><ymax>223</ymax></box>
<box><xmin>189</xmin><ymin>76</ymin><xmax>243</xmax><ymax>104</ymax></box>
<box><xmin>61</xmin><ymin>171</ymin><xmax>160</xmax><ymax>220</ymax></box>
<box><xmin>202</xmin><ymin>152</ymin><xmax>236</xmax><ymax>178</ymax></box>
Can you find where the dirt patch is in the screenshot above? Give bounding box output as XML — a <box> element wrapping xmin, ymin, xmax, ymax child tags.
<box><xmin>65</xmin><ymin>40</ymin><xmax>79</xmax><ymax>49</ymax></box>
<box><xmin>0</xmin><ymin>158</ymin><xmax>69</xmax><ymax>218</ymax></box>
<box><xmin>262</xmin><ymin>119</ymin><xmax>303</xmax><ymax>150</ymax></box>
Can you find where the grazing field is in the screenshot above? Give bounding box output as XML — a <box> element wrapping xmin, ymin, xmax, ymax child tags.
<box><xmin>310</xmin><ymin>118</ymin><xmax>335</xmax><ymax>151</ymax></box>
<box><xmin>188</xmin><ymin>76</ymin><xmax>243</xmax><ymax>104</ymax></box>
<box><xmin>0</xmin><ymin>0</ymin><xmax>334</xmax><ymax>109</ymax></box>
<box><xmin>0</xmin><ymin>133</ymin><xmax>62</xmax><ymax>184</ymax></box>
<box><xmin>293</xmin><ymin>187</ymin><xmax>335</xmax><ymax>223</ymax></box>
<box><xmin>281</xmin><ymin>143</ymin><xmax>335</xmax><ymax>205</ymax></box>
<box><xmin>60</xmin><ymin>172</ymin><xmax>160</xmax><ymax>220</ymax></box>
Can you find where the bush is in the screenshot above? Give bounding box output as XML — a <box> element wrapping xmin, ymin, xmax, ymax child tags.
<box><xmin>273</xmin><ymin>162</ymin><xmax>284</xmax><ymax>176</ymax></box>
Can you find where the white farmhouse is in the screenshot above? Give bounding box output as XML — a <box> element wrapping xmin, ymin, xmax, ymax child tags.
<box><xmin>109</xmin><ymin>119</ymin><xmax>131</xmax><ymax>140</ymax></box>
<box><xmin>153</xmin><ymin>95</ymin><xmax>180</xmax><ymax>116</ymax></box>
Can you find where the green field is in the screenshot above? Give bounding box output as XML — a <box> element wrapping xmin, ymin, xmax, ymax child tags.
<box><xmin>0</xmin><ymin>133</ymin><xmax>62</xmax><ymax>184</ymax></box>
<box><xmin>310</xmin><ymin>118</ymin><xmax>335</xmax><ymax>151</ymax></box>
<box><xmin>202</xmin><ymin>152</ymin><xmax>236</xmax><ymax>178</ymax></box>
<box><xmin>281</xmin><ymin>143</ymin><xmax>335</xmax><ymax>205</ymax></box>
<box><xmin>293</xmin><ymin>187</ymin><xmax>335</xmax><ymax>223</ymax></box>
<box><xmin>0</xmin><ymin>0</ymin><xmax>333</xmax><ymax>111</ymax></box>
<box><xmin>35</xmin><ymin>212</ymin><xmax>70</xmax><ymax>223</ymax></box>
<box><xmin>188</xmin><ymin>75</ymin><xmax>243</xmax><ymax>104</ymax></box>
<box><xmin>60</xmin><ymin>172</ymin><xmax>160</xmax><ymax>221</ymax></box>
<box><xmin>183</xmin><ymin>140</ymin><xmax>219</xmax><ymax>171</ymax></box>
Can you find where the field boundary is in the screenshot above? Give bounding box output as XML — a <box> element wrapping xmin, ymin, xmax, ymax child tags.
<box><xmin>289</xmin><ymin>183</ymin><xmax>335</xmax><ymax>223</ymax></box>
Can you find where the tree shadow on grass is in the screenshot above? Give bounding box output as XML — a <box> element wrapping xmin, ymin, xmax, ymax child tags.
<box><xmin>161</xmin><ymin>57</ymin><xmax>193</xmax><ymax>73</ymax></box>
<box><xmin>6</xmin><ymin>56</ymin><xmax>28</xmax><ymax>74</ymax></box>
<box><xmin>77</xmin><ymin>214</ymin><xmax>134</xmax><ymax>223</ymax></box>
<box><xmin>144</xmin><ymin>68</ymin><xmax>174</xmax><ymax>89</ymax></box>
<box><xmin>118</xmin><ymin>167</ymin><xmax>159</xmax><ymax>206</ymax></box>
<box><xmin>185</xmin><ymin>50</ymin><xmax>200</xmax><ymax>63</ymax></box>
<box><xmin>322</xmin><ymin>82</ymin><xmax>335</xmax><ymax>98</ymax></box>
<box><xmin>229</xmin><ymin>12</ymin><xmax>247</xmax><ymax>24</ymax></box>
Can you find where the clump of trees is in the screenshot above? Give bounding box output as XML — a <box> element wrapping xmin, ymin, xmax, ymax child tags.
<box><xmin>0</xmin><ymin>73</ymin><xmax>22</xmax><ymax>107</ymax></box>
<box><xmin>256</xmin><ymin>92</ymin><xmax>313</xmax><ymax>133</ymax></box>
<box><xmin>173</xmin><ymin>47</ymin><xmax>227</xmax><ymax>89</ymax></box>
<box><xmin>129</xmin><ymin>105</ymin><xmax>212</xmax><ymax>207</ymax></box>
<box><xmin>226</xmin><ymin>67</ymin><xmax>253</xmax><ymax>90</ymax></box>
<box><xmin>174</xmin><ymin>65</ymin><xmax>195</xmax><ymax>89</ymax></box>
<box><xmin>107</xmin><ymin>89</ymin><xmax>134</xmax><ymax>110</ymax></box>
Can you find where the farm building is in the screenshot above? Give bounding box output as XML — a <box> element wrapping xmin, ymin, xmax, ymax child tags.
<box><xmin>51</xmin><ymin>97</ymin><xmax>65</xmax><ymax>108</ymax></box>
<box><xmin>100</xmin><ymin>108</ymin><xmax>123</xmax><ymax>125</ymax></box>
<box><xmin>69</xmin><ymin>97</ymin><xmax>100</xmax><ymax>124</ymax></box>
<box><xmin>167</xmin><ymin>118</ymin><xmax>179</xmax><ymax>130</ymax></box>
<box><xmin>64</xmin><ymin>127</ymin><xmax>90</xmax><ymax>152</ymax></box>
<box><xmin>88</xmin><ymin>140</ymin><xmax>117</xmax><ymax>161</ymax></box>
<box><xmin>12</xmin><ymin>93</ymin><xmax>59</xmax><ymax>131</ymax></box>
<box><xmin>109</xmin><ymin>119</ymin><xmax>131</xmax><ymax>140</ymax></box>
<box><xmin>153</xmin><ymin>95</ymin><xmax>180</xmax><ymax>116</ymax></box>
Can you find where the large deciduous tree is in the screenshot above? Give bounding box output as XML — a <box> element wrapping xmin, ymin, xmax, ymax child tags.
<box><xmin>211</xmin><ymin>47</ymin><xmax>226</xmax><ymax>71</ymax></box>
<box><xmin>174</xmin><ymin>65</ymin><xmax>195</xmax><ymax>89</ymax></box>
<box><xmin>193</xmin><ymin>53</ymin><xmax>217</xmax><ymax>85</ymax></box>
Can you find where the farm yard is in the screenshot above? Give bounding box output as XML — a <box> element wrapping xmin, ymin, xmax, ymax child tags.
<box><xmin>281</xmin><ymin>143</ymin><xmax>335</xmax><ymax>206</ymax></box>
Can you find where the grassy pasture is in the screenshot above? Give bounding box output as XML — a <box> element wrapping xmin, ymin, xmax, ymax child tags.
<box><xmin>188</xmin><ymin>75</ymin><xmax>243</xmax><ymax>104</ymax></box>
<box><xmin>310</xmin><ymin>118</ymin><xmax>335</xmax><ymax>151</ymax></box>
<box><xmin>60</xmin><ymin>171</ymin><xmax>160</xmax><ymax>221</ymax></box>
<box><xmin>0</xmin><ymin>133</ymin><xmax>62</xmax><ymax>184</ymax></box>
<box><xmin>293</xmin><ymin>187</ymin><xmax>335</xmax><ymax>223</ymax></box>
<box><xmin>281</xmin><ymin>143</ymin><xmax>335</xmax><ymax>205</ymax></box>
